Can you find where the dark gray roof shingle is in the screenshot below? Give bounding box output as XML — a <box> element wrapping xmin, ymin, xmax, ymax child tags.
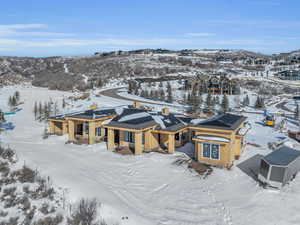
<box><xmin>264</xmin><ymin>146</ymin><xmax>300</xmax><ymax>166</ymax></box>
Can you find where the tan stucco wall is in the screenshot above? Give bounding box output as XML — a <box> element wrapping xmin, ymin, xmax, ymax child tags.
<box><xmin>195</xmin><ymin>140</ymin><xmax>231</xmax><ymax>167</ymax></box>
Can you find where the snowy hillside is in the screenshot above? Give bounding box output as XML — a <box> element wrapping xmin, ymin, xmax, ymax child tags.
<box><xmin>1</xmin><ymin>84</ymin><xmax>300</xmax><ymax>225</ymax></box>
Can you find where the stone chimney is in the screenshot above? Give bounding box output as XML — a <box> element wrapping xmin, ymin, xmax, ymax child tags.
<box><xmin>162</xmin><ymin>107</ymin><xmax>170</xmax><ymax>115</ymax></box>
<box><xmin>133</xmin><ymin>101</ymin><xmax>141</xmax><ymax>109</ymax></box>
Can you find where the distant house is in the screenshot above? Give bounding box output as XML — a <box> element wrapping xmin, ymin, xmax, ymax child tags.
<box><xmin>275</xmin><ymin>70</ymin><xmax>300</xmax><ymax>80</ymax></box>
<box><xmin>48</xmin><ymin>102</ymin><xmax>248</xmax><ymax>168</ymax></box>
<box><xmin>258</xmin><ymin>146</ymin><xmax>300</xmax><ymax>188</ymax></box>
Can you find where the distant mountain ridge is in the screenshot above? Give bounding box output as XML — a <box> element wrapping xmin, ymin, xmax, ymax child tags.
<box><xmin>0</xmin><ymin>48</ymin><xmax>297</xmax><ymax>90</ymax></box>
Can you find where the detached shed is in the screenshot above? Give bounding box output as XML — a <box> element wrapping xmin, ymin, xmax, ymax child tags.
<box><xmin>258</xmin><ymin>146</ymin><xmax>300</xmax><ymax>188</ymax></box>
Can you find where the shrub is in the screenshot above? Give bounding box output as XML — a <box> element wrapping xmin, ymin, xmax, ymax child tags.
<box><xmin>33</xmin><ymin>214</ymin><xmax>64</xmax><ymax>225</ymax></box>
<box><xmin>67</xmin><ymin>198</ymin><xmax>100</xmax><ymax>225</ymax></box>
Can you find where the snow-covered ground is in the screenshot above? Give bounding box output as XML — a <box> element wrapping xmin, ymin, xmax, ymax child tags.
<box><xmin>1</xmin><ymin>85</ymin><xmax>300</xmax><ymax>225</ymax></box>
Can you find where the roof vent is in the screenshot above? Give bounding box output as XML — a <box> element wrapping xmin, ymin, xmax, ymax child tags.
<box><xmin>133</xmin><ymin>101</ymin><xmax>141</xmax><ymax>109</ymax></box>
<box><xmin>162</xmin><ymin>107</ymin><xmax>170</xmax><ymax>116</ymax></box>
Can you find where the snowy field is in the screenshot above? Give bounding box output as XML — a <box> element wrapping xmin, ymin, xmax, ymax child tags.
<box><xmin>1</xmin><ymin>85</ymin><xmax>300</xmax><ymax>225</ymax></box>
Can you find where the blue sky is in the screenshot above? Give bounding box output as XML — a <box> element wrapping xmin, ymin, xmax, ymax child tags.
<box><xmin>0</xmin><ymin>0</ymin><xmax>300</xmax><ymax>56</ymax></box>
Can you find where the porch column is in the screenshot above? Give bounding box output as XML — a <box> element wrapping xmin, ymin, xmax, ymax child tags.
<box><xmin>107</xmin><ymin>128</ymin><xmax>115</xmax><ymax>150</ymax></box>
<box><xmin>168</xmin><ymin>134</ymin><xmax>175</xmax><ymax>154</ymax></box>
<box><xmin>134</xmin><ymin>132</ymin><xmax>143</xmax><ymax>155</ymax></box>
<box><xmin>89</xmin><ymin>121</ymin><xmax>96</xmax><ymax>144</ymax></box>
<box><xmin>68</xmin><ymin>120</ymin><xmax>75</xmax><ymax>141</ymax></box>
<box><xmin>49</xmin><ymin>121</ymin><xmax>55</xmax><ymax>134</ymax></box>
<box><xmin>62</xmin><ymin>122</ymin><xmax>68</xmax><ymax>134</ymax></box>
<box><xmin>144</xmin><ymin>130</ymin><xmax>151</xmax><ymax>151</ymax></box>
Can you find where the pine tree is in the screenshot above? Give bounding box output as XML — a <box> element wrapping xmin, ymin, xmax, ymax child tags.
<box><xmin>215</xmin><ymin>96</ymin><xmax>220</xmax><ymax>105</ymax></box>
<box><xmin>221</xmin><ymin>94</ymin><xmax>229</xmax><ymax>113</ymax></box>
<box><xmin>128</xmin><ymin>81</ymin><xmax>133</xmax><ymax>94</ymax></box>
<box><xmin>255</xmin><ymin>96</ymin><xmax>264</xmax><ymax>109</ymax></box>
<box><xmin>159</xmin><ymin>82</ymin><xmax>163</xmax><ymax>88</ymax></box>
<box><xmin>167</xmin><ymin>82</ymin><xmax>173</xmax><ymax>103</ymax></box>
<box><xmin>44</xmin><ymin>102</ymin><xmax>49</xmax><ymax>120</ymax></box>
<box><xmin>295</xmin><ymin>104</ymin><xmax>300</xmax><ymax>119</ymax></box>
<box><xmin>206</xmin><ymin>93</ymin><xmax>212</xmax><ymax>109</ymax></box>
<box><xmin>62</xmin><ymin>98</ymin><xmax>66</xmax><ymax>109</ymax></box>
<box><xmin>14</xmin><ymin>91</ymin><xmax>20</xmax><ymax>103</ymax></box>
<box><xmin>38</xmin><ymin>102</ymin><xmax>43</xmax><ymax>117</ymax></box>
<box><xmin>11</xmin><ymin>96</ymin><xmax>17</xmax><ymax>107</ymax></box>
<box><xmin>159</xmin><ymin>89</ymin><xmax>165</xmax><ymax>101</ymax></box>
<box><xmin>34</xmin><ymin>102</ymin><xmax>38</xmax><ymax>120</ymax></box>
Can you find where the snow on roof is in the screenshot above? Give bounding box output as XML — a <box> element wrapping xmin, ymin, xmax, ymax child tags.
<box><xmin>194</xmin><ymin>135</ymin><xmax>230</xmax><ymax>143</ymax></box>
<box><xmin>119</xmin><ymin>112</ymin><xmax>150</xmax><ymax>122</ymax></box>
<box><xmin>115</xmin><ymin>107</ymin><xmax>124</xmax><ymax>115</ymax></box>
<box><xmin>191</xmin><ymin>118</ymin><xmax>206</xmax><ymax>125</ymax></box>
<box><xmin>152</xmin><ymin>115</ymin><xmax>166</xmax><ymax>129</ymax></box>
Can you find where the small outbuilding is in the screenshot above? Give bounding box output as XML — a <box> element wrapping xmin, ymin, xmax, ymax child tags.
<box><xmin>258</xmin><ymin>146</ymin><xmax>300</xmax><ymax>188</ymax></box>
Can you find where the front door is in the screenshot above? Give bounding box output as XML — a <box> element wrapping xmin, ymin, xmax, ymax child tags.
<box><xmin>114</xmin><ymin>130</ymin><xmax>120</xmax><ymax>144</ymax></box>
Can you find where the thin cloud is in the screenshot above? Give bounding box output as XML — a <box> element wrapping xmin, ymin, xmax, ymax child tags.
<box><xmin>185</xmin><ymin>33</ymin><xmax>215</xmax><ymax>37</ymax></box>
<box><xmin>0</xmin><ymin>24</ymin><xmax>73</xmax><ymax>38</ymax></box>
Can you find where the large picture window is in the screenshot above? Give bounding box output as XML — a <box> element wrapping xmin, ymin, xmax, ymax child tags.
<box><xmin>124</xmin><ymin>131</ymin><xmax>135</xmax><ymax>143</ymax></box>
<box><xmin>202</xmin><ymin>143</ymin><xmax>220</xmax><ymax>160</ymax></box>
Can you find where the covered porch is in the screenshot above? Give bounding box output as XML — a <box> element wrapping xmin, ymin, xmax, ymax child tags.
<box><xmin>49</xmin><ymin>119</ymin><xmax>68</xmax><ymax>135</ymax></box>
<box><xmin>67</xmin><ymin>119</ymin><xmax>107</xmax><ymax>145</ymax></box>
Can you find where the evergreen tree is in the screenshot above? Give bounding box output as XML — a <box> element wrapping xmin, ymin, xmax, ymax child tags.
<box><xmin>159</xmin><ymin>82</ymin><xmax>163</xmax><ymax>88</ymax></box>
<box><xmin>14</xmin><ymin>91</ymin><xmax>20</xmax><ymax>103</ymax></box>
<box><xmin>62</xmin><ymin>98</ymin><xmax>66</xmax><ymax>109</ymax></box>
<box><xmin>34</xmin><ymin>101</ymin><xmax>38</xmax><ymax>120</ymax></box>
<box><xmin>206</xmin><ymin>93</ymin><xmax>212</xmax><ymax>110</ymax></box>
<box><xmin>140</xmin><ymin>90</ymin><xmax>146</xmax><ymax>98</ymax></box>
<box><xmin>221</xmin><ymin>94</ymin><xmax>229</xmax><ymax>113</ymax></box>
<box><xmin>166</xmin><ymin>82</ymin><xmax>173</xmax><ymax>103</ymax></box>
<box><xmin>11</xmin><ymin>96</ymin><xmax>17</xmax><ymax>107</ymax></box>
<box><xmin>255</xmin><ymin>96</ymin><xmax>265</xmax><ymax>109</ymax></box>
<box><xmin>38</xmin><ymin>102</ymin><xmax>43</xmax><ymax>117</ymax></box>
<box><xmin>44</xmin><ymin>102</ymin><xmax>49</xmax><ymax>120</ymax></box>
<box><xmin>159</xmin><ymin>89</ymin><xmax>165</xmax><ymax>101</ymax></box>
<box><xmin>215</xmin><ymin>96</ymin><xmax>220</xmax><ymax>105</ymax></box>
<box><xmin>128</xmin><ymin>81</ymin><xmax>133</xmax><ymax>94</ymax></box>
<box><xmin>295</xmin><ymin>104</ymin><xmax>300</xmax><ymax>119</ymax></box>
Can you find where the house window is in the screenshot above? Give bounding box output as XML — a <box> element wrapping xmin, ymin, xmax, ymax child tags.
<box><xmin>202</xmin><ymin>143</ymin><xmax>220</xmax><ymax>160</ymax></box>
<box><xmin>95</xmin><ymin>127</ymin><xmax>102</xmax><ymax>136</ymax></box>
<box><xmin>84</xmin><ymin>122</ymin><xmax>89</xmax><ymax>134</ymax></box>
<box><xmin>175</xmin><ymin>133</ymin><xmax>180</xmax><ymax>141</ymax></box>
<box><xmin>124</xmin><ymin>131</ymin><xmax>135</xmax><ymax>143</ymax></box>
<box><xmin>142</xmin><ymin>132</ymin><xmax>145</xmax><ymax>145</ymax></box>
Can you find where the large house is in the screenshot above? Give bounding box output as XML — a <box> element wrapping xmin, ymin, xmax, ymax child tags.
<box><xmin>275</xmin><ymin>70</ymin><xmax>300</xmax><ymax>80</ymax></box>
<box><xmin>49</xmin><ymin>102</ymin><xmax>248</xmax><ymax>168</ymax></box>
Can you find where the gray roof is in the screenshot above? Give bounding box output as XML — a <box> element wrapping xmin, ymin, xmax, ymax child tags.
<box><xmin>192</xmin><ymin>113</ymin><xmax>247</xmax><ymax>130</ymax></box>
<box><xmin>263</xmin><ymin>146</ymin><xmax>300</xmax><ymax>166</ymax></box>
<box><xmin>50</xmin><ymin>108</ymin><xmax>116</xmax><ymax>120</ymax></box>
<box><xmin>107</xmin><ymin>108</ymin><xmax>187</xmax><ymax>132</ymax></box>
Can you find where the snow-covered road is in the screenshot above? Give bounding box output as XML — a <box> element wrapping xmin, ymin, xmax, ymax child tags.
<box><xmin>2</xmin><ymin>85</ymin><xmax>300</xmax><ymax>225</ymax></box>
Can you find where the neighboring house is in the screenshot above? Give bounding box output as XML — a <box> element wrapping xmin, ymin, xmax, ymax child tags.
<box><xmin>191</xmin><ymin>114</ymin><xmax>248</xmax><ymax>168</ymax></box>
<box><xmin>48</xmin><ymin>102</ymin><xmax>248</xmax><ymax>168</ymax></box>
<box><xmin>275</xmin><ymin>70</ymin><xmax>300</xmax><ymax>80</ymax></box>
